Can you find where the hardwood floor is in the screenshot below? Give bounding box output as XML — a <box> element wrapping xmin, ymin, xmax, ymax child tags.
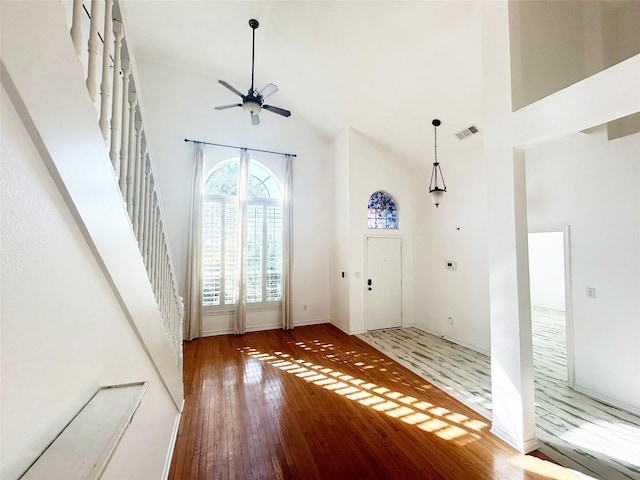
<box><xmin>358</xmin><ymin>308</ymin><xmax>640</xmax><ymax>480</ymax></box>
<box><xmin>169</xmin><ymin>324</ymin><xmax>580</xmax><ymax>479</ymax></box>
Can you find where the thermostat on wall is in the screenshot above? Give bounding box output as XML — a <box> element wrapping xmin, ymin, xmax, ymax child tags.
<box><xmin>445</xmin><ymin>260</ymin><xmax>457</xmax><ymax>271</ymax></box>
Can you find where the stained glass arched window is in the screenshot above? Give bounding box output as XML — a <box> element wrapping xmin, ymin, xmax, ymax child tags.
<box><xmin>367</xmin><ymin>191</ymin><xmax>398</xmax><ymax>229</ymax></box>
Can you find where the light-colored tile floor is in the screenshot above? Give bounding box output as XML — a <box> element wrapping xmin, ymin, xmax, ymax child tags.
<box><xmin>358</xmin><ymin>307</ymin><xmax>640</xmax><ymax>480</ymax></box>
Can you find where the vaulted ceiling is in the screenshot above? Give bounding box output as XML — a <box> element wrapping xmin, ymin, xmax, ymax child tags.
<box><xmin>122</xmin><ymin>1</ymin><xmax>485</xmax><ymax>166</ymax></box>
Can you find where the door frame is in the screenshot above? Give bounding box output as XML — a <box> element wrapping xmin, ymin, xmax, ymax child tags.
<box><xmin>528</xmin><ymin>225</ymin><xmax>575</xmax><ymax>388</ymax></box>
<box><xmin>364</xmin><ymin>234</ymin><xmax>404</xmax><ymax>332</ymax></box>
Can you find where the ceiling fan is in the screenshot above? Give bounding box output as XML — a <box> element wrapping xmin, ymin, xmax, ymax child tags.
<box><xmin>215</xmin><ymin>19</ymin><xmax>291</xmax><ymax>125</ymax></box>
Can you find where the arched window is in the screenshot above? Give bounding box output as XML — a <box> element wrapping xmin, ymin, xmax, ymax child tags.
<box><xmin>367</xmin><ymin>191</ymin><xmax>398</xmax><ymax>229</ymax></box>
<box><xmin>202</xmin><ymin>160</ymin><xmax>282</xmax><ymax>307</ymax></box>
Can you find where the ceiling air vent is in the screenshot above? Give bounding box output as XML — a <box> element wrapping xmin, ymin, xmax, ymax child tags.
<box><xmin>455</xmin><ymin>125</ymin><xmax>479</xmax><ymax>140</ymax></box>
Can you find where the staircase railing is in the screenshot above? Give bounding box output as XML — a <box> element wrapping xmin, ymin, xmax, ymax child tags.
<box><xmin>68</xmin><ymin>0</ymin><xmax>183</xmax><ymax>363</ymax></box>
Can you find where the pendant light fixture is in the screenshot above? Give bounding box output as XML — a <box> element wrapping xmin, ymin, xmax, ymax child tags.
<box><xmin>428</xmin><ymin>119</ymin><xmax>447</xmax><ymax>208</ymax></box>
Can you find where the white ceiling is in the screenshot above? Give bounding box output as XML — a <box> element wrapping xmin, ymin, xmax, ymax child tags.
<box><xmin>122</xmin><ymin>1</ymin><xmax>485</xmax><ymax>166</ymax></box>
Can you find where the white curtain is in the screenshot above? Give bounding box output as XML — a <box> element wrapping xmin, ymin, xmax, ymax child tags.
<box><xmin>184</xmin><ymin>142</ymin><xmax>204</xmax><ymax>341</ymax></box>
<box><xmin>281</xmin><ymin>155</ymin><xmax>294</xmax><ymax>330</ymax></box>
<box><xmin>234</xmin><ymin>149</ymin><xmax>250</xmax><ymax>335</ymax></box>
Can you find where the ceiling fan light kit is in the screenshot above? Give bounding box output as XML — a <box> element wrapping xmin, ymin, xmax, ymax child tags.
<box><xmin>214</xmin><ymin>19</ymin><xmax>291</xmax><ymax>125</ymax></box>
<box><xmin>428</xmin><ymin>119</ymin><xmax>447</xmax><ymax>208</ymax></box>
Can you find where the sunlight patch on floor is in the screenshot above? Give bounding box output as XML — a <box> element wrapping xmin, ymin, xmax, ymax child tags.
<box><xmin>241</xmin><ymin>346</ymin><xmax>489</xmax><ymax>449</ymax></box>
<box><xmin>561</xmin><ymin>422</ymin><xmax>640</xmax><ymax>465</ymax></box>
<box><xmin>509</xmin><ymin>455</ymin><xmax>587</xmax><ymax>480</ymax></box>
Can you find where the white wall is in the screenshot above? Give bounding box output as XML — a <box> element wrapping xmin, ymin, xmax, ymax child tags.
<box><xmin>528</xmin><ymin>232</ymin><xmax>565</xmax><ymax>311</ymax></box>
<box><xmin>526</xmin><ymin>128</ymin><xmax>640</xmax><ymax>412</ymax></box>
<box><xmin>483</xmin><ymin>1</ymin><xmax>538</xmax><ymax>453</ymax></box>
<box><xmin>346</xmin><ymin>130</ymin><xmax>415</xmax><ymax>334</ymax></box>
<box><xmin>330</xmin><ymin>130</ymin><xmax>351</xmax><ymax>332</ymax></box>
<box><xmin>411</xmin><ymin>130</ymin><xmax>491</xmax><ymax>354</ymax></box>
<box><xmin>1</xmin><ymin>85</ymin><xmax>177</xmax><ymax>480</ymax></box>
<box><xmin>131</xmin><ymin>60</ymin><xmax>333</xmax><ymax>334</ymax></box>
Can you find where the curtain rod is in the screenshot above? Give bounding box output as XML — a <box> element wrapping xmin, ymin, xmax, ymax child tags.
<box><xmin>184</xmin><ymin>138</ymin><xmax>297</xmax><ymax>158</ymax></box>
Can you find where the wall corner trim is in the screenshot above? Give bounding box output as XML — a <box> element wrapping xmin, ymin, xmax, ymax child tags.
<box><xmin>161</xmin><ymin>410</ymin><xmax>182</xmax><ymax>480</ymax></box>
<box><xmin>490</xmin><ymin>425</ymin><xmax>539</xmax><ymax>454</ymax></box>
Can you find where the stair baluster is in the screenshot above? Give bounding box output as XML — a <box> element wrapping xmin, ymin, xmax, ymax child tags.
<box><xmin>109</xmin><ymin>21</ymin><xmax>124</xmax><ymax>173</ymax></box>
<box><xmin>99</xmin><ymin>0</ymin><xmax>114</xmax><ymax>142</ymax></box>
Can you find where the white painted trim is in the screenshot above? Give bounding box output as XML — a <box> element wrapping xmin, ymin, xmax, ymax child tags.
<box><xmin>201</xmin><ymin>318</ymin><xmax>331</xmax><ymax>337</ymax></box>
<box><xmin>573</xmin><ymin>384</ymin><xmax>640</xmax><ymax>417</ymax></box>
<box><xmin>414</xmin><ymin>324</ymin><xmax>490</xmax><ymax>356</ymax></box>
<box><xmin>161</xmin><ymin>408</ymin><xmax>182</xmax><ymax>480</ymax></box>
<box><xmin>329</xmin><ymin>320</ymin><xmax>365</xmax><ymax>336</ymax></box>
<box><xmin>513</xmin><ymin>54</ymin><xmax>640</xmax><ymax>147</ymax></box>
<box><xmin>528</xmin><ymin>225</ymin><xmax>575</xmax><ymax>388</ymax></box>
<box><xmin>295</xmin><ymin>318</ymin><xmax>331</xmax><ymax>327</ymax></box>
<box><xmin>562</xmin><ymin>226</ymin><xmax>576</xmax><ymax>389</ymax></box>
<box><xmin>522</xmin><ymin>436</ymin><xmax>540</xmax><ymax>454</ymax></box>
<box><xmin>490</xmin><ymin>425</ymin><xmax>539</xmax><ymax>454</ymax></box>
<box><xmin>330</xmin><ymin>320</ymin><xmax>351</xmax><ymax>335</ymax></box>
<box><xmin>201</xmin><ymin>324</ymin><xmax>280</xmax><ymax>337</ymax></box>
<box><xmin>200</xmin><ymin>328</ymin><xmax>233</xmax><ymax>337</ymax></box>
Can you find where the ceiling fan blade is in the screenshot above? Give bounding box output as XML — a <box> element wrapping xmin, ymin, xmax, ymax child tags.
<box><xmin>214</xmin><ymin>103</ymin><xmax>242</xmax><ymax>110</ymax></box>
<box><xmin>263</xmin><ymin>104</ymin><xmax>291</xmax><ymax>117</ymax></box>
<box><xmin>251</xmin><ymin>113</ymin><xmax>260</xmax><ymax>125</ymax></box>
<box><xmin>218</xmin><ymin>80</ymin><xmax>245</xmax><ymax>98</ymax></box>
<box><xmin>258</xmin><ymin>83</ymin><xmax>278</xmax><ymax>100</ymax></box>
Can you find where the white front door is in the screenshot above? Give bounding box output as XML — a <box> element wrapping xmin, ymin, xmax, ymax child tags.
<box><xmin>366</xmin><ymin>237</ymin><xmax>402</xmax><ymax>331</ymax></box>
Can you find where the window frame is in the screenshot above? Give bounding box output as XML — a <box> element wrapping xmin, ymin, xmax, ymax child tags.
<box><xmin>202</xmin><ymin>159</ymin><xmax>283</xmax><ymax>312</ymax></box>
<box><xmin>367</xmin><ymin>190</ymin><xmax>399</xmax><ymax>230</ymax></box>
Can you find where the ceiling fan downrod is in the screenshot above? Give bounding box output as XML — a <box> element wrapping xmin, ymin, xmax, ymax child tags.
<box><xmin>249</xmin><ymin>19</ymin><xmax>259</xmax><ymax>92</ymax></box>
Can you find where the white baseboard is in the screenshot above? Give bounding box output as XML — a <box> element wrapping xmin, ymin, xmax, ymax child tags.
<box><xmin>201</xmin><ymin>318</ymin><xmax>331</xmax><ymax>337</ymax></box>
<box><xmin>200</xmin><ymin>329</ymin><xmax>231</xmax><ymax>337</ymax></box>
<box><xmin>490</xmin><ymin>425</ymin><xmax>539</xmax><ymax>454</ymax></box>
<box><xmin>329</xmin><ymin>320</ymin><xmax>350</xmax><ymax>335</ymax></box>
<box><xmin>162</xmin><ymin>408</ymin><xmax>183</xmax><ymax>480</ymax></box>
<box><xmin>294</xmin><ymin>318</ymin><xmax>331</xmax><ymax>327</ymax></box>
<box><xmin>573</xmin><ymin>384</ymin><xmax>640</xmax><ymax>416</ymax></box>
<box><xmin>201</xmin><ymin>324</ymin><xmax>280</xmax><ymax>337</ymax></box>
<box><xmin>413</xmin><ymin>324</ymin><xmax>490</xmax><ymax>356</ymax></box>
<box><xmin>329</xmin><ymin>320</ymin><xmax>365</xmax><ymax>336</ymax></box>
<box><xmin>330</xmin><ymin>320</ymin><xmax>415</xmax><ymax>336</ymax></box>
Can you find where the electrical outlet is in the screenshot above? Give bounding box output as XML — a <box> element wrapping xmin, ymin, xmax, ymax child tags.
<box><xmin>586</xmin><ymin>287</ymin><xmax>596</xmax><ymax>299</ymax></box>
<box><xmin>448</xmin><ymin>317</ymin><xmax>453</xmax><ymax>325</ymax></box>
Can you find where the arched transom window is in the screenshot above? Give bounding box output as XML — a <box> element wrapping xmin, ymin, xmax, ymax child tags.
<box><xmin>202</xmin><ymin>160</ymin><xmax>282</xmax><ymax>307</ymax></box>
<box><xmin>367</xmin><ymin>191</ymin><xmax>398</xmax><ymax>229</ymax></box>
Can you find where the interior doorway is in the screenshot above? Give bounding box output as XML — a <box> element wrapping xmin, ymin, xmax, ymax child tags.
<box><xmin>365</xmin><ymin>236</ymin><xmax>402</xmax><ymax>331</ymax></box>
<box><xmin>528</xmin><ymin>227</ymin><xmax>574</xmax><ymax>387</ymax></box>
